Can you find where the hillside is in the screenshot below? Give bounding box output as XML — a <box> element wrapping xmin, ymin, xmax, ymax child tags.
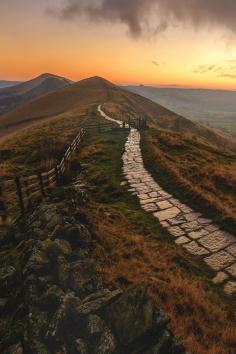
<box><xmin>0</xmin><ymin>76</ymin><xmax>236</xmax><ymax>354</ymax></box>
<box><xmin>0</xmin><ymin>76</ymin><xmax>235</xmax><ymax>151</ymax></box>
<box><xmin>0</xmin><ymin>73</ymin><xmax>72</xmax><ymax>115</ymax></box>
<box><xmin>0</xmin><ymin>80</ymin><xmax>21</xmax><ymax>89</ymax></box>
<box><xmin>124</xmin><ymin>85</ymin><xmax>236</xmax><ymax>138</ymax></box>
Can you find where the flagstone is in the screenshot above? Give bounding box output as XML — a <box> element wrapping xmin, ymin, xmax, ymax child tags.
<box><xmin>198</xmin><ymin>231</ymin><xmax>235</xmax><ymax>252</ymax></box>
<box><xmin>175</xmin><ymin>236</ymin><xmax>190</xmax><ymax>245</ymax></box>
<box><xmin>183</xmin><ymin>241</ymin><xmax>209</xmax><ymax>256</ymax></box>
<box><xmin>212</xmin><ymin>272</ymin><xmax>228</xmax><ymax>284</ymax></box>
<box><xmin>204</xmin><ymin>251</ymin><xmax>235</xmax><ymax>271</ymax></box>
<box><xmin>156</xmin><ymin>200</ymin><xmax>173</xmax><ymax>210</ymax></box>
<box><xmin>188</xmin><ymin>229</ymin><xmax>209</xmax><ymax>240</ymax></box>
<box><xmin>154</xmin><ymin>207</ymin><xmax>181</xmax><ymax>221</ymax></box>
<box><xmin>226</xmin><ymin>263</ymin><xmax>236</xmax><ymax>278</ymax></box>
<box><xmin>168</xmin><ymin>226</ymin><xmax>185</xmax><ymax>237</ymax></box>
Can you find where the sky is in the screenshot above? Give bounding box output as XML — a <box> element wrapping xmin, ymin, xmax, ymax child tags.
<box><xmin>1</xmin><ymin>0</ymin><xmax>236</xmax><ymax>89</ymax></box>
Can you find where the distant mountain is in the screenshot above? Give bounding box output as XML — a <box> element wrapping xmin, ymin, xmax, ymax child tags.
<box><xmin>0</xmin><ymin>73</ymin><xmax>73</xmax><ymax>115</ymax></box>
<box><xmin>0</xmin><ymin>76</ymin><xmax>235</xmax><ymax>151</ymax></box>
<box><xmin>124</xmin><ymin>85</ymin><xmax>236</xmax><ymax>137</ymax></box>
<box><xmin>0</xmin><ymin>80</ymin><xmax>22</xmax><ymax>89</ymax></box>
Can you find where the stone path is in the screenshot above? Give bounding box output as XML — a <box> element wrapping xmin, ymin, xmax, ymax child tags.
<box><xmin>98</xmin><ymin>105</ymin><xmax>236</xmax><ymax>295</ymax></box>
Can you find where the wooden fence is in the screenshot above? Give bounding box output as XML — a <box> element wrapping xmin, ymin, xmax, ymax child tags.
<box><xmin>0</xmin><ymin>116</ymin><xmax>147</xmax><ymax>225</ymax></box>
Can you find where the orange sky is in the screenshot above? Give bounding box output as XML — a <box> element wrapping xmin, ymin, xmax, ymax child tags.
<box><xmin>1</xmin><ymin>0</ymin><xmax>236</xmax><ymax>90</ymax></box>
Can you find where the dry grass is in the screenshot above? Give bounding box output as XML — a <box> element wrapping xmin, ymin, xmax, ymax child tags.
<box><xmin>83</xmin><ymin>202</ymin><xmax>236</xmax><ymax>354</ymax></box>
<box><xmin>77</xmin><ymin>131</ymin><xmax>236</xmax><ymax>354</ymax></box>
<box><xmin>142</xmin><ymin>129</ymin><xmax>236</xmax><ymax>231</ymax></box>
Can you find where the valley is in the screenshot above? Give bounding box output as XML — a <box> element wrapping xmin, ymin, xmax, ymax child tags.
<box><xmin>125</xmin><ymin>85</ymin><xmax>236</xmax><ymax>138</ymax></box>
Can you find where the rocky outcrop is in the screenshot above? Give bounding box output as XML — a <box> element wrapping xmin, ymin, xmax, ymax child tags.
<box><xmin>0</xmin><ymin>185</ymin><xmax>185</xmax><ymax>354</ymax></box>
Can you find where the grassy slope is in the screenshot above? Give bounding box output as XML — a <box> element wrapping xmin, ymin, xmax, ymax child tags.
<box><xmin>77</xmin><ymin>130</ymin><xmax>236</xmax><ymax>354</ymax></box>
<box><xmin>141</xmin><ymin>128</ymin><xmax>236</xmax><ymax>234</ymax></box>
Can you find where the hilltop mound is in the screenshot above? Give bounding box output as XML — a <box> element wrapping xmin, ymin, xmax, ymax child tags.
<box><xmin>0</xmin><ymin>73</ymin><xmax>72</xmax><ymax>115</ymax></box>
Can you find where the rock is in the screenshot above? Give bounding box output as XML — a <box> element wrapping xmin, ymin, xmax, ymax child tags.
<box><xmin>76</xmin><ymin>289</ymin><xmax>122</xmax><ymax>316</ymax></box>
<box><xmin>95</xmin><ymin>326</ymin><xmax>116</xmax><ymax>354</ymax></box>
<box><xmin>69</xmin><ymin>259</ymin><xmax>97</xmax><ymax>295</ymax></box>
<box><xmin>57</xmin><ymin>255</ymin><xmax>70</xmax><ymax>289</ymax></box>
<box><xmin>0</xmin><ymin>266</ymin><xmax>17</xmax><ymax>291</ymax></box>
<box><xmin>41</xmin><ymin>239</ymin><xmax>72</xmax><ymax>258</ymax></box>
<box><xmin>24</xmin><ymin>244</ymin><xmax>50</xmax><ymax>276</ymax></box>
<box><xmin>47</xmin><ymin>214</ymin><xmax>62</xmax><ymax>230</ymax></box>
<box><xmin>212</xmin><ymin>272</ymin><xmax>228</xmax><ymax>284</ymax></box>
<box><xmin>86</xmin><ymin>314</ymin><xmax>105</xmax><ymax>338</ymax></box>
<box><xmin>0</xmin><ymin>297</ymin><xmax>8</xmax><ymax>312</ymax></box>
<box><xmin>46</xmin><ymin>292</ymin><xmax>82</xmax><ymax>341</ymax></box>
<box><xmin>107</xmin><ymin>283</ymin><xmax>154</xmax><ymax>346</ymax></box>
<box><xmin>4</xmin><ymin>343</ymin><xmax>24</xmax><ymax>354</ymax></box>
<box><xmin>53</xmin><ymin>239</ymin><xmax>72</xmax><ymax>256</ymax></box>
<box><xmin>39</xmin><ymin>285</ymin><xmax>64</xmax><ymax>309</ymax></box>
<box><xmin>74</xmin><ymin>338</ymin><xmax>88</xmax><ymax>354</ymax></box>
<box><xmin>65</xmin><ymin>224</ymin><xmax>92</xmax><ymax>248</ymax></box>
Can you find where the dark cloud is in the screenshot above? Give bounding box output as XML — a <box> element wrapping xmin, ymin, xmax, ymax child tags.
<box><xmin>218</xmin><ymin>73</ymin><xmax>236</xmax><ymax>79</ymax></box>
<box><xmin>50</xmin><ymin>0</ymin><xmax>236</xmax><ymax>37</ymax></box>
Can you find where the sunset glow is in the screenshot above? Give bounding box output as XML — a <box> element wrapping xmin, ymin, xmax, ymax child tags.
<box><xmin>1</xmin><ymin>0</ymin><xmax>236</xmax><ymax>89</ymax></box>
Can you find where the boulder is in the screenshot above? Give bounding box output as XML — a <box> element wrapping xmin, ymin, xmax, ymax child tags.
<box><xmin>75</xmin><ymin>289</ymin><xmax>122</xmax><ymax>316</ymax></box>
<box><xmin>107</xmin><ymin>284</ymin><xmax>154</xmax><ymax>346</ymax></box>
<box><xmin>46</xmin><ymin>292</ymin><xmax>82</xmax><ymax>341</ymax></box>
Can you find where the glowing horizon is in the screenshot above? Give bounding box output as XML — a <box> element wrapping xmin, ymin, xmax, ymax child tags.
<box><xmin>2</xmin><ymin>1</ymin><xmax>236</xmax><ymax>91</ymax></box>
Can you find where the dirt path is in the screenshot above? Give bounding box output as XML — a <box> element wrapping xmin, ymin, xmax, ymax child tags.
<box><xmin>98</xmin><ymin>104</ymin><xmax>236</xmax><ymax>295</ymax></box>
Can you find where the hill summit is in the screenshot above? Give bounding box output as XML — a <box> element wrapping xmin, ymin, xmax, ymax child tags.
<box><xmin>0</xmin><ymin>73</ymin><xmax>72</xmax><ymax>115</ymax></box>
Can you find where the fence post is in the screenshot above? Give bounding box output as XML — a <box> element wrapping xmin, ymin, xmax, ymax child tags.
<box><xmin>128</xmin><ymin>118</ymin><xmax>131</xmax><ymax>129</ymax></box>
<box><xmin>38</xmin><ymin>172</ymin><xmax>45</xmax><ymax>197</ymax></box>
<box><xmin>0</xmin><ymin>183</ymin><xmax>7</xmax><ymax>224</ymax></box>
<box><xmin>15</xmin><ymin>177</ymin><xmax>25</xmax><ymax>214</ymax></box>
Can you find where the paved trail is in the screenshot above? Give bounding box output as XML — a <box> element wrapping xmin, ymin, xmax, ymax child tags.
<box><xmin>98</xmin><ymin>105</ymin><xmax>236</xmax><ymax>295</ymax></box>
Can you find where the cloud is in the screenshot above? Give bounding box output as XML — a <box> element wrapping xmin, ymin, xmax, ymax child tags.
<box><xmin>193</xmin><ymin>62</ymin><xmax>236</xmax><ymax>78</ymax></box>
<box><xmin>152</xmin><ymin>60</ymin><xmax>159</xmax><ymax>67</ymax></box>
<box><xmin>218</xmin><ymin>73</ymin><xmax>236</xmax><ymax>79</ymax></box>
<box><xmin>50</xmin><ymin>0</ymin><xmax>236</xmax><ymax>37</ymax></box>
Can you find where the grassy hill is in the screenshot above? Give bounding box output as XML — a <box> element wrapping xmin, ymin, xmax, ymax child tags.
<box><xmin>0</xmin><ymin>76</ymin><xmax>235</xmax><ymax>224</ymax></box>
<box><xmin>0</xmin><ymin>80</ymin><xmax>22</xmax><ymax>89</ymax></box>
<box><xmin>0</xmin><ymin>73</ymin><xmax>72</xmax><ymax>116</ymax></box>
<box><xmin>124</xmin><ymin>85</ymin><xmax>236</xmax><ymax>138</ymax></box>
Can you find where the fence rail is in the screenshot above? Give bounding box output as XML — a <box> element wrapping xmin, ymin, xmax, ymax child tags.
<box><xmin>0</xmin><ymin>116</ymin><xmax>147</xmax><ymax>225</ymax></box>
